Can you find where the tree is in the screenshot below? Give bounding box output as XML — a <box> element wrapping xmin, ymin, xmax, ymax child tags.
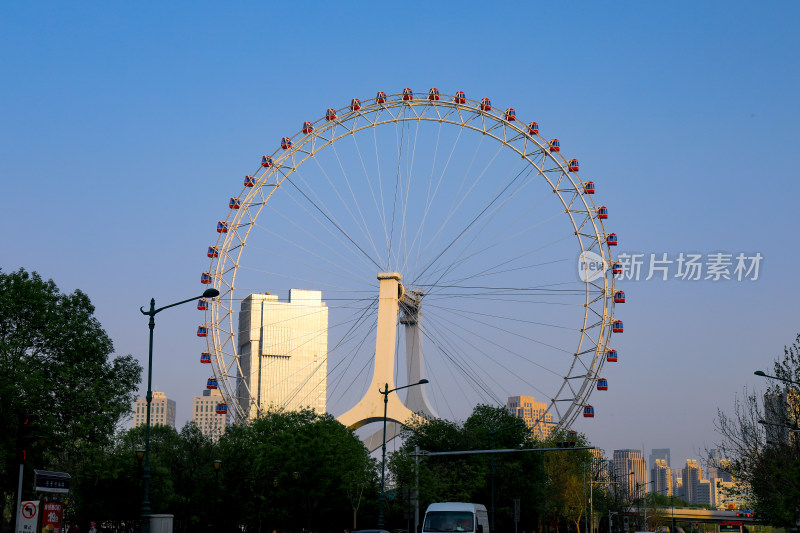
<box><xmin>715</xmin><ymin>332</ymin><xmax>800</xmax><ymax>527</ymax></box>
<box><xmin>0</xmin><ymin>268</ymin><xmax>142</xmax><ymax>529</ymax></box>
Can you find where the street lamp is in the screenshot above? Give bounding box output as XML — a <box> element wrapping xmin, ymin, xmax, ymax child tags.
<box><xmin>489</xmin><ymin>421</ymin><xmax>524</xmax><ymax>533</ymax></box>
<box><xmin>754</xmin><ymin>370</ymin><xmax>800</xmax><ymax>387</ymax></box>
<box><xmin>378</xmin><ymin>379</ymin><xmax>429</xmax><ymax>528</ymax></box>
<box><xmin>139</xmin><ymin>287</ymin><xmax>219</xmax><ymax>533</ymax></box>
<box><xmin>757</xmin><ymin>419</ymin><xmax>800</xmax><ymax>432</ymax></box>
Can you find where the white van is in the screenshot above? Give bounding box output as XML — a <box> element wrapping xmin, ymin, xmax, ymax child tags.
<box><xmin>421</xmin><ymin>502</ymin><xmax>490</xmax><ymax>533</ymax></box>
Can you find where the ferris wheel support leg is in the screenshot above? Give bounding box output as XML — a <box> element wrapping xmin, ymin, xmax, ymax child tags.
<box><xmin>338</xmin><ymin>273</ymin><xmax>417</xmax><ymax>430</ymax></box>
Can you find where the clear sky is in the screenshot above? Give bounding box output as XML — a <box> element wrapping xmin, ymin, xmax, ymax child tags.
<box><xmin>2</xmin><ymin>1</ymin><xmax>798</xmax><ymax>471</ymax></box>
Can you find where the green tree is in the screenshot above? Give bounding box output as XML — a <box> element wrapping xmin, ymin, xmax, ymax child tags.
<box><xmin>0</xmin><ymin>268</ymin><xmax>141</xmax><ymax>529</ymax></box>
<box><xmin>217</xmin><ymin>409</ymin><xmax>376</xmax><ymax>533</ymax></box>
<box><xmin>715</xmin><ymin>332</ymin><xmax>800</xmax><ymax>527</ymax></box>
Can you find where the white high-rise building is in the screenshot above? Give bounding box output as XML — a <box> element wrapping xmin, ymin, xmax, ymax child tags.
<box><xmin>238</xmin><ymin>290</ymin><xmax>328</xmax><ymax>418</ymax></box>
<box><xmin>192</xmin><ymin>389</ymin><xmax>228</xmax><ymax>441</ymax></box>
<box><xmin>133</xmin><ymin>391</ymin><xmax>176</xmax><ymax>429</ymax></box>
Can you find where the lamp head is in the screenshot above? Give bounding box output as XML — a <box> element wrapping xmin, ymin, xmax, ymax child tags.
<box><xmin>213</xmin><ymin>459</ymin><xmax>222</xmax><ymax>471</ymax></box>
<box><xmin>418</xmin><ymin>379</ymin><xmax>429</xmax><ymax>385</ymax></box>
<box><xmin>203</xmin><ymin>288</ymin><xmax>220</xmax><ymax>298</ymax></box>
<box><xmin>136</xmin><ymin>449</ymin><xmax>145</xmax><ymax>463</ymax></box>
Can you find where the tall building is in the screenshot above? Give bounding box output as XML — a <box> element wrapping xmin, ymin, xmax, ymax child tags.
<box><xmin>651</xmin><ymin>458</ymin><xmax>672</xmax><ymax>496</ymax></box>
<box><xmin>238</xmin><ymin>290</ymin><xmax>328</xmax><ymax>418</ymax></box>
<box><xmin>506</xmin><ymin>395</ymin><xmax>553</xmax><ymax>439</ymax></box>
<box><xmin>612</xmin><ymin>449</ymin><xmax>646</xmax><ymax>499</ymax></box>
<box><xmin>192</xmin><ymin>389</ymin><xmax>228</xmax><ymax>441</ymax></box>
<box><xmin>590</xmin><ymin>449</ymin><xmax>608</xmax><ymax>486</ymax></box>
<box><xmin>682</xmin><ymin>459</ymin><xmax>705</xmax><ymax>505</ymax></box>
<box><xmin>707</xmin><ymin>449</ymin><xmax>733</xmax><ymax>482</ymax></box>
<box><xmin>133</xmin><ymin>391</ymin><xmax>176</xmax><ymax>428</ymax></box>
<box><xmin>649</xmin><ymin>448</ymin><xmax>671</xmax><ymax>468</ymax></box>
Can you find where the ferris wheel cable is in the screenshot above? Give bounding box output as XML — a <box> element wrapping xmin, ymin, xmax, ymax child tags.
<box><xmin>328</xmin><ymin>140</ymin><xmax>385</xmax><ymax>263</ymax></box>
<box><xmin>326</xmin><ymin>300</ymin><xmax>380</xmax><ymax>401</ymax></box>
<box><xmin>386</xmin><ymin>115</ymin><xmax>406</xmax><ymax>268</ymax></box>
<box><xmin>426</xmin><ymin>232</ymin><xmax>576</xmax><ymax>291</ymax></box>
<box><xmin>429</xmin><ymin>303</ymin><xmax>572</xmax><ymax>363</ymax></box>
<box><xmin>286</xmin><ymin>166</ymin><xmax>384</xmax><ymax>275</ymax></box>
<box><xmin>352</xmin><ymin>126</ymin><xmax>391</xmax><ymax>255</ymax></box>
<box><xmin>414</xmin><ymin>141</ymin><xmax>505</xmax><ymax>279</ymax></box>
<box><xmin>418</xmin><ymin>165</ymin><xmax>539</xmax><ymax>291</ymax></box>
<box><xmin>282</xmin><ymin>175</ymin><xmax>382</xmax><ymax>272</ymax></box>
<box><xmin>420</xmin><ymin>320</ymin><xmax>505</xmax><ymax>406</ymax></box>
<box><xmin>425</xmin><ymin>302</ymin><xmax>584</xmax><ymax>332</ymax></box>
<box><xmin>408</xmin><ymin>124</ymin><xmax>465</xmax><ymax>278</ymax></box>
<box><xmin>263</xmin><ymin>178</ymin><xmax>380</xmax><ymax>277</ymax></box>
<box><xmin>413</xmin><ymin>157</ymin><xmax>532</xmax><ymax>287</ymax></box>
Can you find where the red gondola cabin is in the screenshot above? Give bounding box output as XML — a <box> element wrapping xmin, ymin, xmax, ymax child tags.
<box><xmin>197</xmin><ymin>326</ymin><xmax>208</xmax><ymax>337</ymax></box>
<box><xmin>606</xmin><ymin>233</ymin><xmax>618</xmax><ymax>246</ymax></box>
<box><xmin>217</xmin><ymin>222</ymin><xmax>228</xmax><ymax>233</ymax></box>
<box><xmin>614</xmin><ymin>291</ymin><xmax>626</xmax><ymax>303</ymax></box>
<box><xmin>549</xmin><ymin>139</ymin><xmax>560</xmax><ymax>152</ymax></box>
<box><xmin>612</xmin><ymin>320</ymin><xmax>624</xmax><ymax>333</ymax></box>
<box><xmin>229</xmin><ymin>198</ymin><xmax>241</xmax><ymax>209</ymax></box>
<box><xmin>606</xmin><ymin>349</ymin><xmax>618</xmax><ymax>362</ymax></box>
<box><xmin>612</xmin><ymin>262</ymin><xmax>622</xmax><ymax>275</ymax></box>
<box><xmin>206</xmin><ymin>378</ymin><xmax>218</xmax><ymax>389</ymax></box>
<box><xmin>428</xmin><ymin>88</ymin><xmax>440</xmax><ymax>101</ymax></box>
<box><xmin>200</xmin><ymin>352</ymin><xmax>212</xmax><ymax>364</ymax></box>
<box><xmin>207</xmin><ymin>246</ymin><xmax>218</xmax><ymax>258</ymax></box>
<box><xmin>597</xmin><ymin>206</ymin><xmax>608</xmax><ymax>219</ymax></box>
<box><xmin>244</xmin><ymin>175</ymin><xmax>256</xmax><ymax>187</ymax></box>
<box><xmin>597</xmin><ymin>378</ymin><xmax>608</xmax><ymax>391</ymax></box>
<box><xmin>583</xmin><ymin>181</ymin><xmax>595</xmax><ymax>194</ymax></box>
<box><xmin>197</xmin><ymin>298</ymin><xmax>208</xmax><ymax>311</ymax></box>
<box><xmin>480</xmin><ymin>98</ymin><xmax>492</xmax><ymax>111</ymax></box>
<box><xmin>302</xmin><ymin>121</ymin><xmax>314</xmax><ymax>134</ymax></box>
<box><xmin>402</xmin><ymin>88</ymin><xmax>413</xmax><ymax>100</ymax></box>
<box><xmin>454</xmin><ymin>91</ymin><xmax>466</xmax><ymax>104</ymax></box>
<box><xmin>216</xmin><ymin>403</ymin><xmax>228</xmax><ymax>414</ymax></box>
<box><xmin>201</xmin><ymin>272</ymin><xmax>212</xmax><ymax>284</ymax></box>
<box><xmin>568</xmin><ymin>159</ymin><xmax>579</xmax><ymax>172</ymax></box>
<box><xmin>326</xmin><ymin>108</ymin><xmax>337</xmax><ymax>121</ymax></box>
<box><xmin>261</xmin><ymin>156</ymin><xmax>273</xmax><ymax>167</ymax></box>
<box><xmin>528</xmin><ymin>122</ymin><xmax>539</xmax><ymax>135</ymax></box>
<box><xmin>350</xmin><ymin>98</ymin><xmax>361</xmax><ymax>111</ymax></box>
<box><xmin>281</xmin><ymin>137</ymin><xmax>292</xmax><ymax>149</ymax></box>
<box><xmin>583</xmin><ymin>405</ymin><xmax>595</xmax><ymax>417</ymax></box>
<box><xmin>376</xmin><ymin>91</ymin><xmax>387</xmax><ymax>104</ymax></box>
<box><xmin>504</xmin><ymin>108</ymin><xmax>516</xmax><ymax>121</ymax></box>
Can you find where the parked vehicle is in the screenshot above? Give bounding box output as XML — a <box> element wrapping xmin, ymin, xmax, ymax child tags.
<box><xmin>421</xmin><ymin>502</ymin><xmax>489</xmax><ymax>533</ymax></box>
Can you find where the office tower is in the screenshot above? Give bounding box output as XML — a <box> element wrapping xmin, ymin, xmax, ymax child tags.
<box><xmin>651</xmin><ymin>458</ymin><xmax>672</xmax><ymax>496</ymax></box>
<box><xmin>682</xmin><ymin>459</ymin><xmax>705</xmax><ymax>505</ymax></box>
<box><xmin>590</xmin><ymin>448</ymin><xmax>608</xmax><ymax>486</ymax></box>
<box><xmin>506</xmin><ymin>395</ymin><xmax>554</xmax><ymax>439</ymax></box>
<box><xmin>649</xmin><ymin>448</ymin><xmax>671</xmax><ymax>468</ymax></box>
<box><xmin>192</xmin><ymin>389</ymin><xmax>228</xmax><ymax>441</ymax></box>
<box><xmin>612</xmin><ymin>449</ymin><xmax>646</xmax><ymax>498</ymax></box>
<box><xmin>133</xmin><ymin>391</ymin><xmax>176</xmax><ymax>428</ymax></box>
<box><xmin>238</xmin><ymin>290</ymin><xmax>328</xmax><ymax>418</ymax></box>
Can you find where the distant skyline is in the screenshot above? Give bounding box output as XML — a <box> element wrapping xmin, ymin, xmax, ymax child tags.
<box><xmin>3</xmin><ymin>2</ymin><xmax>799</xmax><ymax>469</ymax></box>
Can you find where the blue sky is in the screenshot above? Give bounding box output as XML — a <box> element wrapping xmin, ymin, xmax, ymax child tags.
<box><xmin>2</xmin><ymin>1</ymin><xmax>799</xmax><ymax>470</ymax></box>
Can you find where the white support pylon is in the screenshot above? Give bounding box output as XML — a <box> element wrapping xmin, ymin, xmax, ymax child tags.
<box><xmin>338</xmin><ymin>273</ymin><xmax>418</xmax><ymax>429</ymax></box>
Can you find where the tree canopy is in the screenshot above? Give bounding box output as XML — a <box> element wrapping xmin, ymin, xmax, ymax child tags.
<box><xmin>0</xmin><ymin>268</ymin><xmax>141</xmax><ymax>528</ymax></box>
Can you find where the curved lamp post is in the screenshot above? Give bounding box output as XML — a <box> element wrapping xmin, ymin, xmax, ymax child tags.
<box><xmin>378</xmin><ymin>379</ymin><xmax>429</xmax><ymax>528</ymax></box>
<box><xmin>754</xmin><ymin>370</ymin><xmax>800</xmax><ymax>387</ymax></box>
<box><xmin>139</xmin><ymin>287</ymin><xmax>219</xmax><ymax>533</ymax></box>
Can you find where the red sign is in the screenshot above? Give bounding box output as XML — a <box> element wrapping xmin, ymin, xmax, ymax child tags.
<box><xmin>41</xmin><ymin>502</ymin><xmax>63</xmax><ymax>533</ymax></box>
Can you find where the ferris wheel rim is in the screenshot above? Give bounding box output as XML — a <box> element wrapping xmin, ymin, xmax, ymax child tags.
<box><xmin>203</xmin><ymin>89</ymin><xmax>618</xmax><ymax>430</ymax></box>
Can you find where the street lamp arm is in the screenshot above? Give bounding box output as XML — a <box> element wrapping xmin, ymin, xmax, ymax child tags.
<box><xmin>140</xmin><ymin>289</ymin><xmax>219</xmax><ymax>317</ymax></box>
<box><xmin>380</xmin><ymin>379</ymin><xmax>428</xmax><ymax>396</ymax></box>
<box><xmin>754</xmin><ymin>370</ymin><xmax>800</xmax><ymax>387</ymax></box>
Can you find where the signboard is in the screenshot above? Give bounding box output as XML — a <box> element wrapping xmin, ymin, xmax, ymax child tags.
<box><xmin>34</xmin><ymin>470</ymin><xmax>70</xmax><ymax>494</ymax></box>
<box><xmin>41</xmin><ymin>501</ymin><xmax>63</xmax><ymax>533</ymax></box>
<box><xmin>16</xmin><ymin>500</ymin><xmax>38</xmax><ymax>533</ymax></box>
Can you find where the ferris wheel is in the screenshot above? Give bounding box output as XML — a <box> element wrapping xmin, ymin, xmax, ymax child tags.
<box><xmin>199</xmin><ymin>88</ymin><xmax>622</xmax><ymax>437</ymax></box>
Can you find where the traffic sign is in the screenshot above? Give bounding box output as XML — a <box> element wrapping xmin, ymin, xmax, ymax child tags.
<box><xmin>17</xmin><ymin>500</ymin><xmax>38</xmax><ymax>533</ymax></box>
